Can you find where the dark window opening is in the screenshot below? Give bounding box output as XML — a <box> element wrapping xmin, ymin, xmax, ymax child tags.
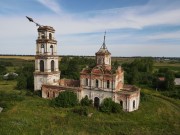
<box><xmin>41</xmin><ymin>32</ymin><xmax>45</xmax><ymax>39</ymax></box>
<box><xmin>53</xmin><ymin>91</ymin><xmax>55</xmax><ymax>97</ymax></box>
<box><xmin>86</xmin><ymin>78</ymin><xmax>88</xmax><ymax>86</ymax></box>
<box><xmin>49</xmin><ymin>33</ymin><xmax>52</xmax><ymax>40</ymax></box>
<box><xmin>94</xmin><ymin>97</ymin><xmax>100</xmax><ymax>108</ymax></box>
<box><xmin>133</xmin><ymin>100</ymin><xmax>135</xmax><ymax>109</ymax></box>
<box><xmin>96</xmin><ymin>79</ymin><xmax>98</xmax><ymax>88</ymax></box>
<box><xmin>41</xmin><ymin>44</ymin><xmax>44</xmax><ymax>53</ymax></box>
<box><xmin>50</xmin><ymin>45</ymin><xmax>53</xmax><ymax>55</ymax></box>
<box><xmin>107</xmin><ymin>80</ymin><xmax>110</xmax><ymax>88</ymax></box>
<box><xmin>51</xmin><ymin>60</ymin><xmax>55</xmax><ymax>72</ymax></box>
<box><xmin>120</xmin><ymin>100</ymin><xmax>123</xmax><ymax>106</ymax></box>
<box><xmin>40</xmin><ymin>60</ymin><xmax>44</xmax><ymax>72</ymax></box>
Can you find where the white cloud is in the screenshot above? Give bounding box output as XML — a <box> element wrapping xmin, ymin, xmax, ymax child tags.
<box><xmin>0</xmin><ymin>0</ymin><xmax>180</xmax><ymax>56</ymax></box>
<box><xmin>37</xmin><ymin>0</ymin><xmax>62</xmax><ymax>14</ymax></box>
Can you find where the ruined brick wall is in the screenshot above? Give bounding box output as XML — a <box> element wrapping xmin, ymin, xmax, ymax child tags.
<box><xmin>42</xmin><ymin>84</ymin><xmax>81</xmax><ymax>99</ymax></box>
<box><xmin>59</xmin><ymin>79</ymin><xmax>80</xmax><ymax>87</ymax></box>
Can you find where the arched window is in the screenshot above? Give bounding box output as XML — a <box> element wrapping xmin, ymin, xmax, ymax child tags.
<box><xmin>86</xmin><ymin>78</ymin><xmax>88</xmax><ymax>86</ymax></box>
<box><xmin>120</xmin><ymin>100</ymin><xmax>123</xmax><ymax>106</ymax></box>
<box><xmin>53</xmin><ymin>91</ymin><xmax>55</xmax><ymax>97</ymax></box>
<box><xmin>133</xmin><ymin>100</ymin><xmax>135</xmax><ymax>109</ymax></box>
<box><xmin>51</xmin><ymin>60</ymin><xmax>55</xmax><ymax>71</ymax></box>
<box><xmin>41</xmin><ymin>44</ymin><xmax>44</xmax><ymax>54</ymax></box>
<box><xmin>107</xmin><ymin>80</ymin><xmax>110</xmax><ymax>88</ymax></box>
<box><xmin>40</xmin><ymin>60</ymin><xmax>44</xmax><ymax>72</ymax></box>
<box><xmin>96</xmin><ymin>79</ymin><xmax>98</xmax><ymax>88</ymax></box>
<box><xmin>47</xmin><ymin>92</ymin><xmax>49</xmax><ymax>97</ymax></box>
<box><xmin>50</xmin><ymin>45</ymin><xmax>53</xmax><ymax>55</ymax></box>
<box><xmin>98</xmin><ymin>58</ymin><xmax>101</xmax><ymax>64</ymax></box>
<box><xmin>41</xmin><ymin>32</ymin><xmax>45</xmax><ymax>39</ymax></box>
<box><xmin>49</xmin><ymin>33</ymin><xmax>52</xmax><ymax>39</ymax></box>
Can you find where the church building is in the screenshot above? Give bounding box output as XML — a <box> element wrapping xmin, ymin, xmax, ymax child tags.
<box><xmin>32</xmin><ymin>24</ymin><xmax>140</xmax><ymax>112</ymax></box>
<box><xmin>80</xmin><ymin>33</ymin><xmax>140</xmax><ymax>112</ymax></box>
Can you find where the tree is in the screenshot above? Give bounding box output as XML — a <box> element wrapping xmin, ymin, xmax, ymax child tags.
<box><xmin>0</xmin><ymin>65</ymin><xmax>6</xmax><ymax>75</ymax></box>
<box><xmin>100</xmin><ymin>98</ymin><xmax>121</xmax><ymax>113</ymax></box>
<box><xmin>53</xmin><ymin>91</ymin><xmax>78</xmax><ymax>108</ymax></box>
<box><xmin>165</xmin><ymin>71</ymin><xmax>175</xmax><ymax>90</ymax></box>
<box><xmin>16</xmin><ymin>74</ymin><xmax>27</xmax><ymax>90</ymax></box>
<box><xmin>16</xmin><ymin>64</ymin><xmax>34</xmax><ymax>90</ymax></box>
<box><xmin>80</xmin><ymin>95</ymin><xmax>92</xmax><ymax>106</ymax></box>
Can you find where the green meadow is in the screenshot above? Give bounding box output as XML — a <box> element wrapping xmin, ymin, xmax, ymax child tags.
<box><xmin>0</xmin><ymin>56</ymin><xmax>180</xmax><ymax>134</ymax></box>
<box><xmin>0</xmin><ymin>80</ymin><xmax>180</xmax><ymax>135</ymax></box>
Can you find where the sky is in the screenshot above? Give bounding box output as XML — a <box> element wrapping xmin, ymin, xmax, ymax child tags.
<box><xmin>0</xmin><ymin>0</ymin><xmax>180</xmax><ymax>57</ymax></box>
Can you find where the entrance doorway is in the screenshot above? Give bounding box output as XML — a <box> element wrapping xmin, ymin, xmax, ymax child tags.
<box><xmin>94</xmin><ymin>97</ymin><xmax>100</xmax><ymax>108</ymax></box>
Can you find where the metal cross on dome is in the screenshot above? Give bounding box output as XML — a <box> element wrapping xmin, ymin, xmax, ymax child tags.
<box><xmin>26</xmin><ymin>16</ymin><xmax>43</xmax><ymax>27</ymax></box>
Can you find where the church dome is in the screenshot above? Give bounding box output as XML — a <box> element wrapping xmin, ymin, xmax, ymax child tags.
<box><xmin>96</xmin><ymin>32</ymin><xmax>111</xmax><ymax>55</ymax></box>
<box><xmin>96</xmin><ymin>45</ymin><xmax>111</xmax><ymax>55</ymax></box>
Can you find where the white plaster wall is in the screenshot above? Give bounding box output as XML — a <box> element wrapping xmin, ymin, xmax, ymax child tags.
<box><xmin>47</xmin><ymin>73</ymin><xmax>60</xmax><ymax>85</ymax></box>
<box><xmin>55</xmin><ymin>58</ymin><xmax>59</xmax><ymax>71</ymax></box>
<box><xmin>42</xmin><ymin>89</ymin><xmax>47</xmax><ymax>98</ymax></box>
<box><xmin>81</xmin><ymin>89</ymin><xmax>113</xmax><ymax>104</ymax></box>
<box><xmin>34</xmin><ymin>73</ymin><xmax>60</xmax><ymax>91</ymax></box>
<box><xmin>35</xmin><ymin>59</ymin><xmax>39</xmax><ymax>71</ymax></box>
<box><xmin>34</xmin><ymin>75</ymin><xmax>46</xmax><ymax>90</ymax></box>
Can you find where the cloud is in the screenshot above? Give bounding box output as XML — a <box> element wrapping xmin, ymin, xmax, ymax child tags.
<box><xmin>37</xmin><ymin>0</ymin><xmax>62</xmax><ymax>14</ymax></box>
<box><xmin>0</xmin><ymin>0</ymin><xmax>180</xmax><ymax>57</ymax></box>
<box><xmin>33</xmin><ymin>0</ymin><xmax>180</xmax><ymax>36</ymax></box>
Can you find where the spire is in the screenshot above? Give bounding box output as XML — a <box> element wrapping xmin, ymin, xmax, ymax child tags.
<box><xmin>103</xmin><ymin>31</ymin><xmax>106</xmax><ymax>49</ymax></box>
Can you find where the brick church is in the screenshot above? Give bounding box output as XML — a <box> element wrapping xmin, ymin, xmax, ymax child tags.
<box><xmin>33</xmin><ymin>25</ymin><xmax>140</xmax><ymax>112</ymax></box>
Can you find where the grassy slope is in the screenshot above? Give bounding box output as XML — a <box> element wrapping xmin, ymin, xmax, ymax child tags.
<box><xmin>0</xmin><ymin>80</ymin><xmax>180</xmax><ymax>135</ymax></box>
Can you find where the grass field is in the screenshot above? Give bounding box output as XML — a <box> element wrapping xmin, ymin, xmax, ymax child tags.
<box><xmin>0</xmin><ymin>56</ymin><xmax>34</xmax><ymax>60</ymax></box>
<box><xmin>0</xmin><ymin>80</ymin><xmax>180</xmax><ymax>135</ymax></box>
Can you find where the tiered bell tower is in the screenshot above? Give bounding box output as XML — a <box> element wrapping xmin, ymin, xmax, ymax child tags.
<box><xmin>34</xmin><ymin>26</ymin><xmax>60</xmax><ymax>91</ymax></box>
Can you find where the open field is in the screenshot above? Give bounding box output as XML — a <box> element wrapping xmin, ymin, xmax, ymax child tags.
<box><xmin>0</xmin><ymin>56</ymin><xmax>35</xmax><ymax>60</ymax></box>
<box><xmin>154</xmin><ymin>62</ymin><xmax>180</xmax><ymax>72</ymax></box>
<box><xmin>0</xmin><ymin>80</ymin><xmax>180</xmax><ymax>135</ymax></box>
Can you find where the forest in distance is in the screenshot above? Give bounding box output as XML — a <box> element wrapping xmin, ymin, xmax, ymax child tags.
<box><xmin>0</xmin><ymin>55</ymin><xmax>180</xmax><ymax>98</ymax></box>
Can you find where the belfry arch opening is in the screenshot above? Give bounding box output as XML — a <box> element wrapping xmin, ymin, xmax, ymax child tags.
<box><xmin>49</xmin><ymin>33</ymin><xmax>52</xmax><ymax>40</ymax></box>
<box><xmin>41</xmin><ymin>44</ymin><xmax>44</xmax><ymax>54</ymax></box>
<box><xmin>50</xmin><ymin>45</ymin><xmax>53</xmax><ymax>55</ymax></box>
<box><xmin>51</xmin><ymin>60</ymin><xmax>55</xmax><ymax>72</ymax></box>
<box><xmin>40</xmin><ymin>60</ymin><xmax>44</xmax><ymax>72</ymax></box>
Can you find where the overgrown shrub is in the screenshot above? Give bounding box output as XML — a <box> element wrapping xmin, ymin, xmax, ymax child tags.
<box><xmin>53</xmin><ymin>91</ymin><xmax>78</xmax><ymax>108</ymax></box>
<box><xmin>33</xmin><ymin>90</ymin><xmax>42</xmax><ymax>97</ymax></box>
<box><xmin>80</xmin><ymin>95</ymin><xmax>92</xmax><ymax>106</ymax></box>
<box><xmin>72</xmin><ymin>106</ymin><xmax>88</xmax><ymax>116</ymax></box>
<box><xmin>16</xmin><ymin>74</ymin><xmax>27</xmax><ymax>90</ymax></box>
<box><xmin>140</xmin><ymin>92</ymin><xmax>152</xmax><ymax>102</ymax></box>
<box><xmin>100</xmin><ymin>98</ymin><xmax>121</xmax><ymax>113</ymax></box>
<box><xmin>26</xmin><ymin>90</ymin><xmax>34</xmax><ymax>96</ymax></box>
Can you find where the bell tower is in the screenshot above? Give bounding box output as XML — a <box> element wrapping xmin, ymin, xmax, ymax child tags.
<box><xmin>95</xmin><ymin>32</ymin><xmax>111</xmax><ymax>70</ymax></box>
<box><xmin>34</xmin><ymin>26</ymin><xmax>60</xmax><ymax>91</ymax></box>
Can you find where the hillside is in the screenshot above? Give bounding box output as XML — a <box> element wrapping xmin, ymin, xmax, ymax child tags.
<box><xmin>0</xmin><ymin>80</ymin><xmax>180</xmax><ymax>135</ymax></box>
